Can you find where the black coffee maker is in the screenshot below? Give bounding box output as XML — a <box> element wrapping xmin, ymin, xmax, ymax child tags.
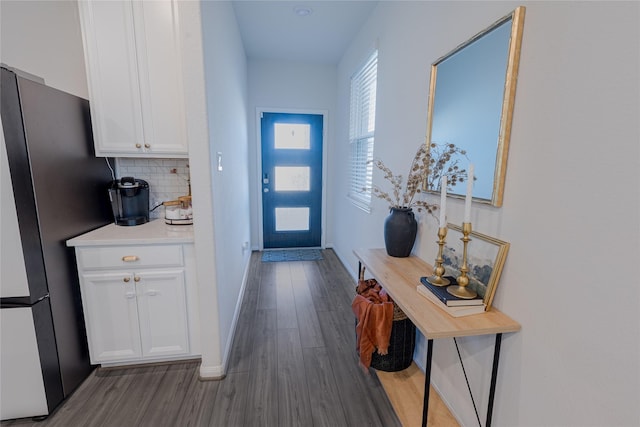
<box><xmin>108</xmin><ymin>177</ymin><xmax>150</xmax><ymax>226</ymax></box>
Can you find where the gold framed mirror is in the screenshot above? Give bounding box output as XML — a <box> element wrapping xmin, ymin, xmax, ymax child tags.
<box><xmin>425</xmin><ymin>6</ymin><xmax>525</xmax><ymax>207</ymax></box>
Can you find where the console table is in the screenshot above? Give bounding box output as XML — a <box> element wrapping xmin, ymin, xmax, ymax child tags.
<box><xmin>354</xmin><ymin>248</ymin><xmax>520</xmax><ymax>427</ymax></box>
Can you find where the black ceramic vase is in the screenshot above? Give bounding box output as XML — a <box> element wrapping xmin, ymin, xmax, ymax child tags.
<box><xmin>384</xmin><ymin>207</ymin><xmax>418</xmax><ymax>257</ymax></box>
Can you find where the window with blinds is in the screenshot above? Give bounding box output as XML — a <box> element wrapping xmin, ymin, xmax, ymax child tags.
<box><xmin>348</xmin><ymin>50</ymin><xmax>378</xmax><ymax>210</ymax></box>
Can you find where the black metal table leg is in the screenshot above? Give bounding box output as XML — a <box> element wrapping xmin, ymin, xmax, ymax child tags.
<box><xmin>485</xmin><ymin>333</ymin><xmax>503</xmax><ymax>427</ymax></box>
<box><xmin>422</xmin><ymin>339</ymin><xmax>434</xmax><ymax>427</ymax></box>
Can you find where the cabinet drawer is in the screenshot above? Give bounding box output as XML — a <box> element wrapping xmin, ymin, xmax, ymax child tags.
<box><xmin>77</xmin><ymin>245</ymin><xmax>183</xmax><ymax>270</ymax></box>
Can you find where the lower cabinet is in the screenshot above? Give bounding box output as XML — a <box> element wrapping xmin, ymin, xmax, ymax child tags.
<box><xmin>135</xmin><ymin>270</ymin><xmax>189</xmax><ymax>358</ymax></box>
<box><xmin>74</xmin><ymin>243</ymin><xmax>198</xmax><ymax>365</ymax></box>
<box><xmin>81</xmin><ymin>269</ymin><xmax>188</xmax><ymax>363</ymax></box>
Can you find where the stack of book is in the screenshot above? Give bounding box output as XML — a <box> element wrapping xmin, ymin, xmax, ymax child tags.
<box><xmin>417</xmin><ymin>277</ymin><xmax>486</xmax><ymax>317</ymax></box>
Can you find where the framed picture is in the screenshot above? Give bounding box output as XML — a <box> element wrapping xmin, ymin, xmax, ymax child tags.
<box><xmin>442</xmin><ymin>223</ymin><xmax>510</xmax><ymax>309</ymax></box>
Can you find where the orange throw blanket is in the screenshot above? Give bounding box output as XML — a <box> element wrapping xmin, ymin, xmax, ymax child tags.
<box><xmin>352</xmin><ymin>279</ymin><xmax>394</xmax><ymax>369</ymax></box>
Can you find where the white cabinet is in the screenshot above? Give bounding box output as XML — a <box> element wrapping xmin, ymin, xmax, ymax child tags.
<box><xmin>80</xmin><ymin>271</ymin><xmax>142</xmax><ymax>361</ymax></box>
<box><xmin>74</xmin><ymin>243</ymin><xmax>198</xmax><ymax>365</ymax></box>
<box><xmin>135</xmin><ymin>270</ymin><xmax>188</xmax><ymax>357</ymax></box>
<box><xmin>78</xmin><ymin>0</ymin><xmax>188</xmax><ymax>157</ymax></box>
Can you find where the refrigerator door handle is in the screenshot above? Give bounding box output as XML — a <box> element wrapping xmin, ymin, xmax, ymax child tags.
<box><xmin>0</xmin><ymin>294</ymin><xmax>49</xmax><ymax>309</ymax></box>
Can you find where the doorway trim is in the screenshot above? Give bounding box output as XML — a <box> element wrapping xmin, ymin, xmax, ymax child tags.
<box><xmin>255</xmin><ymin>107</ymin><xmax>328</xmax><ymax>250</ymax></box>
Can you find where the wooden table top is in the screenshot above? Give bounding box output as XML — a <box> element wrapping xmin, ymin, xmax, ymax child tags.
<box><xmin>354</xmin><ymin>248</ymin><xmax>521</xmax><ymax>339</ymax></box>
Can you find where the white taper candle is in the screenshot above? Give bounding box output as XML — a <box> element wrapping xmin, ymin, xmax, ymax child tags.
<box><xmin>439</xmin><ymin>176</ymin><xmax>447</xmax><ymax>228</ymax></box>
<box><xmin>464</xmin><ymin>163</ymin><xmax>474</xmax><ymax>223</ymax></box>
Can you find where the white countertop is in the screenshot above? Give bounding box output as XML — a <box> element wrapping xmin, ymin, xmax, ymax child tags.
<box><xmin>67</xmin><ymin>219</ymin><xmax>194</xmax><ymax>247</ymax></box>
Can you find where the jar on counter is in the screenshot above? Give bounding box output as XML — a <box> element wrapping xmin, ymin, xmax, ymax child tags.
<box><xmin>178</xmin><ymin>196</ymin><xmax>192</xmax><ymax>219</ymax></box>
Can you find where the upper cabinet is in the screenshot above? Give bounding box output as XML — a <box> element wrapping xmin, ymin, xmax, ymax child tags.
<box><xmin>79</xmin><ymin>1</ymin><xmax>188</xmax><ymax>158</ymax></box>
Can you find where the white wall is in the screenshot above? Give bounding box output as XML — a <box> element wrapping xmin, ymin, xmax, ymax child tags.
<box><xmin>196</xmin><ymin>0</ymin><xmax>252</xmax><ymax>376</ymax></box>
<box><xmin>0</xmin><ymin>0</ymin><xmax>88</xmax><ymax>98</ymax></box>
<box><xmin>332</xmin><ymin>1</ymin><xmax>640</xmax><ymax>426</ymax></box>
<box><xmin>247</xmin><ymin>59</ymin><xmax>337</xmax><ymax>249</ymax></box>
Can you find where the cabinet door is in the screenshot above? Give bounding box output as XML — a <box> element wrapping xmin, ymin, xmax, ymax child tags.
<box><xmin>80</xmin><ymin>272</ymin><xmax>142</xmax><ymax>363</ymax></box>
<box><xmin>78</xmin><ymin>1</ymin><xmax>145</xmax><ymax>155</ymax></box>
<box><xmin>79</xmin><ymin>0</ymin><xmax>187</xmax><ymax>158</ymax></box>
<box><xmin>133</xmin><ymin>1</ymin><xmax>188</xmax><ymax>156</ymax></box>
<box><xmin>135</xmin><ymin>269</ymin><xmax>189</xmax><ymax>358</ymax></box>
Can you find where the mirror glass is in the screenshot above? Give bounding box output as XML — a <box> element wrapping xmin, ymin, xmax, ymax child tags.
<box><xmin>426</xmin><ymin>7</ymin><xmax>525</xmax><ymax>206</ymax></box>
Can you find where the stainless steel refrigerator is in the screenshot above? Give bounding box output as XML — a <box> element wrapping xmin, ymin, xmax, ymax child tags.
<box><xmin>0</xmin><ymin>66</ymin><xmax>113</xmax><ymax>420</ymax></box>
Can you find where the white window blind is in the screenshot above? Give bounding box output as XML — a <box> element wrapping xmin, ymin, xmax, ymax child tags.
<box><xmin>348</xmin><ymin>50</ymin><xmax>378</xmax><ymax>209</ymax></box>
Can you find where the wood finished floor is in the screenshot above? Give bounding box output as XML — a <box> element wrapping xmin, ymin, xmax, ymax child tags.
<box><xmin>2</xmin><ymin>250</ymin><xmax>402</xmax><ymax>427</ymax></box>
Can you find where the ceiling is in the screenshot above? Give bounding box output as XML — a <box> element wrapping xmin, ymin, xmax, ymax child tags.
<box><xmin>232</xmin><ymin>1</ymin><xmax>379</xmax><ymax>64</ymax></box>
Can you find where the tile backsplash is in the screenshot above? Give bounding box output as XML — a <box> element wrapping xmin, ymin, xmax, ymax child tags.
<box><xmin>116</xmin><ymin>158</ymin><xmax>190</xmax><ymax>219</ymax></box>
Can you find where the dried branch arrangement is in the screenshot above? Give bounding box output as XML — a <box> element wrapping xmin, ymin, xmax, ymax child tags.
<box><xmin>368</xmin><ymin>143</ymin><xmax>470</xmax><ymax>213</ymax></box>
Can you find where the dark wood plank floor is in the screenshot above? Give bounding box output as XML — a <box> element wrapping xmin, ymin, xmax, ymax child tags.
<box><xmin>2</xmin><ymin>249</ymin><xmax>401</xmax><ymax>427</ymax></box>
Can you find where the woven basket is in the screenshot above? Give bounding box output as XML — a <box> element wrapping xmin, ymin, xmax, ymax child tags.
<box><xmin>354</xmin><ymin>278</ymin><xmax>416</xmax><ymax>372</ymax></box>
<box><xmin>370</xmin><ymin>302</ymin><xmax>416</xmax><ymax>372</ymax></box>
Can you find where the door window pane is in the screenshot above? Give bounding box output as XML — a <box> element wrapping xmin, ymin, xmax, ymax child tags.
<box><xmin>275</xmin><ymin>123</ymin><xmax>310</xmax><ymax>149</ymax></box>
<box><xmin>275</xmin><ymin>207</ymin><xmax>309</xmax><ymax>231</ymax></box>
<box><xmin>275</xmin><ymin>167</ymin><xmax>310</xmax><ymax>191</ymax></box>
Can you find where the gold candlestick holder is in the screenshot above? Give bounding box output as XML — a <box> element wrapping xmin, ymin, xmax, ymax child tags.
<box><xmin>447</xmin><ymin>222</ymin><xmax>478</xmax><ymax>299</ymax></box>
<box><xmin>425</xmin><ymin>226</ymin><xmax>450</xmax><ymax>287</ymax></box>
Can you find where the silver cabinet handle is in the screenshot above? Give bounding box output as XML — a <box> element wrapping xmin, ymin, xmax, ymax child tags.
<box><xmin>122</xmin><ymin>255</ymin><xmax>139</xmax><ymax>262</ymax></box>
<box><xmin>123</xmin><ymin>277</ymin><xmax>130</xmax><ymax>283</ymax></box>
<box><xmin>134</xmin><ymin>276</ymin><xmax>141</xmax><ymax>282</ymax></box>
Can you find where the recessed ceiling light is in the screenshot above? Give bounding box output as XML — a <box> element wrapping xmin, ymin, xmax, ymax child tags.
<box><xmin>293</xmin><ymin>6</ymin><xmax>313</xmax><ymax>17</ymax></box>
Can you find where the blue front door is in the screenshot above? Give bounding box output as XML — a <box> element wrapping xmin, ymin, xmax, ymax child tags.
<box><xmin>261</xmin><ymin>112</ymin><xmax>323</xmax><ymax>248</ymax></box>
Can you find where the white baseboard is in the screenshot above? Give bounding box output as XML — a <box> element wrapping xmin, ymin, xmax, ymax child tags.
<box><xmin>199</xmin><ymin>364</ymin><xmax>225</xmax><ymax>380</ymax></box>
<box><xmin>413</xmin><ymin>354</ymin><xmax>463</xmax><ymax>426</ymax></box>
<box><xmin>200</xmin><ymin>252</ymin><xmax>251</xmax><ymax>380</ymax></box>
<box><xmin>331</xmin><ymin>245</ymin><xmax>358</xmax><ymax>280</ymax></box>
